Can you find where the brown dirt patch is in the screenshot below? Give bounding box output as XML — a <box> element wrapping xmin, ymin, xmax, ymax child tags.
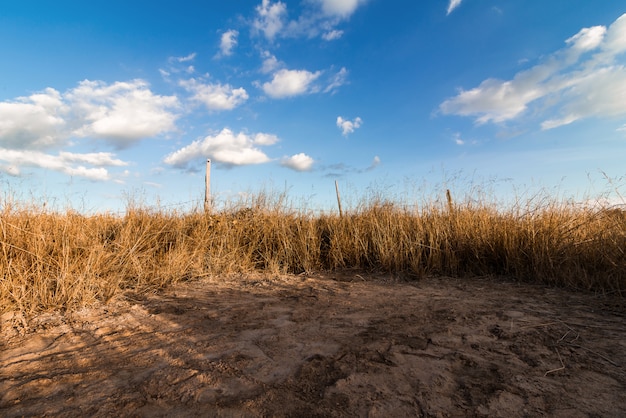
<box><xmin>1</xmin><ymin>273</ymin><xmax>625</xmax><ymax>417</ymax></box>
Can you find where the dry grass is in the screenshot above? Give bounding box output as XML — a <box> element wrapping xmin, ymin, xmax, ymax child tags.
<box><xmin>1</xmin><ymin>189</ymin><xmax>624</xmax><ymax>315</ymax></box>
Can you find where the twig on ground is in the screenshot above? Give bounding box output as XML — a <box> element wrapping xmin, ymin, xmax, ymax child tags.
<box><xmin>565</xmin><ymin>343</ymin><xmax>620</xmax><ymax>367</ymax></box>
<box><xmin>545</xmin><ymin>348</ymin><xmax>565</xmax><ymax>376</ymax></box>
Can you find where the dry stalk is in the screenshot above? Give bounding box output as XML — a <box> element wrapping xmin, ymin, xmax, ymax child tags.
<box><xmin>545</xmin><ymin>348</ymin><xmax>565</xmax><ymax>376</ymax></box>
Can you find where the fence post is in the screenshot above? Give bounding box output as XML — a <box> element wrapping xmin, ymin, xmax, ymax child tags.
<box><xmin>446</xmin><ymin>189</ymin><xmax>454</xmax><ymax>213</ymax></box>
<box><xmin>204</xmin><ymin>159</ymin><xmax>211</xmax><ymax>213</ymax></box>
<box><xmin>335</xmin><ymin>180</ymin><xmax>343</xmax><ymax>217</ymax></box>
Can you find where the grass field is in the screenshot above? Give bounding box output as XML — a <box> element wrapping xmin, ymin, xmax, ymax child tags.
<box><xmin>1</xmin><ymin>187</ymin><xmax>624</xmax><ymax>315</ymax></box>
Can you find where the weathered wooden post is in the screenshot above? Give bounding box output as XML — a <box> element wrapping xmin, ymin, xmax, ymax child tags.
<box><xmin>335</xmin><ymin>180</ymin><xmax>343</xmax><ymax>217</ymax></box>
<box><xmin>446</xmin><ymin>189</ymin><xmax>453</xmax><ymax>213</ymax></box>
<box><xmin>204</xmin><ymin>159</ymin><xmax>211</xmax><ymax>212</ymax></box>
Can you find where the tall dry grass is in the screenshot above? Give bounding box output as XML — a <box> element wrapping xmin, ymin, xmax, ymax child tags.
<box><xmin>1</xmin><ymin>189</ymin><xmax>624</xmax><ymax>315</ymax></box>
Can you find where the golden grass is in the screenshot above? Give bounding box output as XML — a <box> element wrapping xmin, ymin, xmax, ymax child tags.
<box><xmin>1</xmin><ymin>190</ymin><xmax>624</xmax><ymax>315</ymax></box>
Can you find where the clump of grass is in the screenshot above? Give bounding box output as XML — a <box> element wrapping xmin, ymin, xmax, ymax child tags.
<box><xmin>1</xmin><ymin>187</ymin><xmax>624</xmax><ymax>316</ymax></box>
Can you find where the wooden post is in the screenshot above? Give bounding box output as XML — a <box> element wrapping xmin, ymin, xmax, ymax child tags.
<box><xmin>204</xmin><ymin>159</ymin><xmax>211</xmax><ymax>213</ymax></box>
<box><xmin>335</xmin><ymin>180</ymin><xmax>343</xmax><ymax>217</ymax></box>
<box><xmin>446</xmin><ymin>189</ymin><xmax>453</xmax><ymax>213</ymax></box>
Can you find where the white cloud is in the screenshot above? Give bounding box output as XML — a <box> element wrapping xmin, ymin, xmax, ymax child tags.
<box><xmin>336</xmin><ymin>116</ymin><xmax>362</xmax><ymax>136</ymax></box>
<box><xmin>440</xmin><ymin>76</ymin><xmax>545</xmax><ymax>124</ymax></box>
<box><xmin>253</xmin><ymin>0</ymin><xmax>287</xmax><ymax>41</ymax></box>
<box><xmin>161</xmin><ymin>53</ymin><xmax>197</xmax><ymax>79</ymax></box>
<box><xmin>262</xmin><ymin>69</ymin><xmax>322</xmax><ymax>98</ymax></box>
<box><xmin>566</xmin><ymin>26</ymin><xmax>606</xmax><ymax>52</ymax></box>
<box><xmin>164</xmin><ymin>128</ymin><xmax>279</xmax><ymax>167</ymax></box>
<box><xmin>322</xmin><ymin>29</ymin><xmax>344</xmax><ymax>41</ymax></box>
<box><xmin>179</xmin><ymin>78</ymin><xmax>249</xmax><ymax>110</ymax></box>
<box><xmin>0</xmin><ymin>164</ymin><xmax>20</xmax><ymax>176</ymax></box>
<box><xmin>253</xmin><ymin>132</ymin><xmax>280</xmax><ymax>145</ymax></box>
<box><xmin>541</xmin><ymin>65</ymin><xmax>626</xmax><ymax>130</ymax></box>
<box><xmin>317</xmin><ymin>0</ymin><xmax>363</xmax><ymax>18</ymax></box>
<box><xmin>68</xmin><ymin>80</ymin><xmax>180</xmax><ymax>147</ymax></box>
<box><xmin>0</xmin><ymin>80</ymin><xmax>180</xmax><ymax>149</ymax></box>
<box><xmin>367</xmin><ymin>155</ymin><xmax>380</xmax><ymax>170</ymax></box>
<box><xmin>0</xmin><ymin>148</ymin><xmax>127</xmax><ymax>180</ymax></box>
<box><xmin>601</xmin><ymin>13</ymin><xmax>626</xmax><ymax>56</ymax></box>
<box><xmin>281</xmin><ymin>153</ymin><xmax>314</xmax><ymax>171</ymax></box>
<box><xmin>540</xmin><ymin>115</ymin><xmax>580</xmax><ymax>131</ymax></box>
<box><xmin>57</xmin><ymin>151</ymin><xmax>128</xmax><ymax>167</ymax></box>
<box><xmin>252</xmin><ymin>0</ymin><xmax>364</xmax><ymax>41</ymax></box>
<box><xmin>260</xmin><ymin>66</ymin><xmax>346</xmax><ymax>96</ymax></box>
<box><xmin>324</xmin><ymin>67</ymin><xmax>349</xmax><ymax>93</ymax></box>
<box><xmin>260</xmin><ymin>51</ymin><xmax>282</xmax><ymax>74</ymax></box>
<box><xmin>0</xmin><ymin>88</ymin><xmax>68</xmax><ymax>150</ymax></box>
<box><xmin>219</xmin><ymin>30</ymin><xmax>239</xmax><ymax>57</ymax></box>
<box><xmin>170</xmin><ymin>53</ymin><xmax>197</xmax><ymax>63</ymax></box>
<box><xmin>447</xmin><ymin>0</ymin><xmax>463</xmax><ymax>15</ymax></box>
<box><xmin>0</xmin><ymin>79</ymin><xmax>180</xmax><ymax>179</ymax></box>
<box><xmin>440</xmin><ymin>13</ymin><xmax>626</xmax><ymax>130</ymax></box>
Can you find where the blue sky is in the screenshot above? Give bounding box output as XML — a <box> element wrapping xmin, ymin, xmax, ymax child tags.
<box><xmin>1</xmin><ymin>1</ymin><xmax>625</xmax><ymax>212</ymax></box>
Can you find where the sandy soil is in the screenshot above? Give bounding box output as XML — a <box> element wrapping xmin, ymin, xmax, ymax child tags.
<box><xmin>1</xmin><ymin>272</ymin><xmax>625</xmax><ymax>417</ymax></box>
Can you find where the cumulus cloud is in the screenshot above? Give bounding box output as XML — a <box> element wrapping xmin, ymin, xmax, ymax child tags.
<box><xmin>439</xmin><ymin>13</ymin><xmax>626</xmax><ymax>130</ymax></box>
<box><xmin>0</xmin><ymin>88</ymin><xmax>68</xmax><ymax>150</ymax></box>
<box><xmin>0</xmin><ymin>79</ymin><xmax>179</xmax><ymax>180</ymax></box>
<box><xmin>68</xmin><ymin>80</ymin><xmax>180</xmax><ymax>147</ymax></box>
<box><xmin>260</xmin><ymin>65</ymin><xmax>346</xmax><ymax>97</ymax></box>
<box><xmin>262</xmin><ymin>69</ymin><xmax>322</xmax><ymax>98</ymax></box>
<box><xmin>281</xmin><ymin>153</ymin><xmax>314</xmax><ymax>171</ymax></box>
<box><xmin>336</xmin><ymin>116</ymin><xmax>362</xmax><ymax>136</ymax></box>
<box><xmin>164</xmin><ymin>128</ymin><xmax>279</xmax><ymax>168</ymax></box>
<box><xmin>218</xmin><ymin>29</ymin><xmax>239</xmax><ymax>57</ymax></box>
<box><xmin>253</xmin><ymin>0</ymin><xmax>287</xmax><ymax>41</ymax></box>
<box><xmin>179</xmin><ymin>78</ymin><xmax>249</xmax><ymax>110</ymax></box>
<box><xmin>253</xmin><ymin>132</ymin><xmax>280</xmax><ymax>145</ymax></box>
<box><xmin>447</xmin><ymin>0</ymin><xmax>463</xmax><ymax>15</ymax></box>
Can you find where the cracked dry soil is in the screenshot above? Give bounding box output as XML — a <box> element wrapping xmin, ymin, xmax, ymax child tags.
<box><xmin>1</xmin><ymin>273</ymin><xmax>625</xmax><ymax>417</ymax></box>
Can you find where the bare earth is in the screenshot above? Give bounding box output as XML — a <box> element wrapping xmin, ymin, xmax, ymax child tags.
<box><xmin>1</xmin><ymin>272</ymin><xmax>625</xmax><ymax>417</ymax></box>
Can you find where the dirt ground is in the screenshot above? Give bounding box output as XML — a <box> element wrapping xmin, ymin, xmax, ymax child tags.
<box><xmin>1</xmin><ymin>272</ymin><xmax>625</xmax><ymax>417</ymax></box>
